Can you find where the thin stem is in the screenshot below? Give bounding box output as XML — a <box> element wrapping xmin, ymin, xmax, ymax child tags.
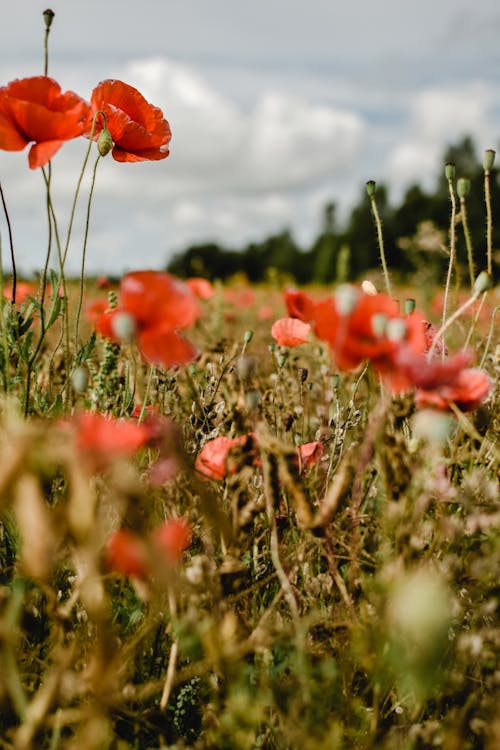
<box><xmin>74</xmin><ymin>153</ymin><xmax>101</xmax><ymax>346</ymax></box>
<box><xmin>460</xmin><ymin>196</ymin><xmax>475</xmax><ymax>289</ymax></box>
<box><xmin>484</xmin><ymin>170</ymin><xmax>493</xmax><ymax>276</ymax></box>
<box><xmin>441</xmin><ymin>176</ymin><xmax>457</xmax><ymax>360</ymax></box>
<box><xmin>138</xmin><ymin>364</ymin><xmax>156</xmax><ymax>421</ymax></box>
<box><xmin>479</xmin><ymin>305</ymin><xmax>499</xmax><ymax>368</ymax></box>
<box><xmin>62</xmin><ymin>111</ymin><xmax>103</xmax><ymax>271</ymax></box>
<box><xmin>369</xmin><ymin>195</ymin><xmax>392</xmax><ymax>297</ymax></box>
<box><xmin>0</xmin><ymin>182</ymin><xmax>17</xmax><ymax>304</ymax></box>
<box><xmin>427</xmin><ymin>290</ymin><xmax>479</xmax><ymax>359</ymax></box>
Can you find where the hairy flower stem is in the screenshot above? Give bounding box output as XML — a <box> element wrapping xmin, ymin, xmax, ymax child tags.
<box><xmin>368</xmin><ymin>193</ymin><xmax>392</xmax><ymax>297</ymax></box>
<box><xmin>0</xmin><ymin>182</ymin><xmax>17</xmax><ymax>304</ymax></box>
<box><xmin>441</xmin><ymin>176</ymin><xmax>457</xmax><ymax>360</ymax></box>
<box><xmin>427</xmin><ymin>290</ymin><xmax>480</xmax><ymax>360</ymax></box>
<box><xmin>484</xmin><ymin>169</ymin><xmax>493</xmax><ymax>276</ymax></box>
<box><xmin>460</xmin><ymin>196</ymin><xmax>475</xmax><ymax>289</ymax></box>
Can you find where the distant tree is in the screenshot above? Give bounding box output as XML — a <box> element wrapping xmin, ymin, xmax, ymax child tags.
<box><xmin>310</xmin><ymin>202</ymin><xmax>340</xmax><ymax>283</ymax></box>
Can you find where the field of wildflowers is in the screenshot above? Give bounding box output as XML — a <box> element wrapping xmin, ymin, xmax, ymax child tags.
<box><xmin>0</xmin><ymin>10</ymin><xmax>499</xmax><ymax>750</ymax></box>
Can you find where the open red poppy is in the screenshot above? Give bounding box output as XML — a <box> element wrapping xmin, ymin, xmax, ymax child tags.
<box><xmin>416</xmin><ymin>368</ymin><xmax>491</xmax><ymax>412</ymax></box>
<box><xmin>0</xmin><ymin>76</ymin><xmax>90</xmax><ymax>168</ymax></box>
<box><xmin>90</xmin><ymin>79</ymin><xmax>171</xmax><ymax>162</ymax></box>
<box><xmin>88</xmin><ymin>271</ymin><xmax>200</xmax><ymax>369</ymax></box>
<box><xmin>271</xmin><ymin>317</ymin><xmax>311</xmax><ymax>347</ymax></box>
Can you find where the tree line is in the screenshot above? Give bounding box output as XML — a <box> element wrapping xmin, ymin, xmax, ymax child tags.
<box><xmin>167</xmin><ymin>136</ymin><xmax>500</xmax><ymax>285</ymax></box>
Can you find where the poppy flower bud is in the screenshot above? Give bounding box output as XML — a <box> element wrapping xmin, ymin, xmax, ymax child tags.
<box><xmin>371</xmin><ymin>313</ymin><xmax>387</xmax><ymax>338</ymax></box>
<box><xmin>473</xmin><ymin>270</ymin><xmax>493</xmax><ymax>295</ymax></box>
<box><xmin>243</xmin><ymin>330</ymin><xmax>254</xmax><ymax>344</ymax></box>
<box><xmin>111</xmin><ymin>311</ymin><xmax>137</xmax><ymax>342</ymax></box>
<box><xmin>457</xmin><ymin>177</ymin><xmax>470</xmax><ymax>199</ymax></box>
<box><xmin>483</xmin><ymin>149</ymin><xmax>496</xmax><ymax>172</ymax></box>
<box><xmin>386</xmin><ymin>318</ymin><xmax>407</xmax><ymax>342</ymax></box>
<box><xmin>365</xmin><ymin>180</ymin><xmax>377</xmax><ymax>198</ymax></box>
<box><xmin>71</xmin><ymin>366</ymin><xmax>89</xmax><ymax>393</ymax></box>
<box><xmin>445</xmin><ymin>162</ymin><xmax>455</xmax><ymax>180</ymax></box>
<box><xmin>404</xmin><ymin>298</ymin><xmax>416</xmax><ymax>315</ymax></box>
<box><xmin>335</xmin><ymin>284</ymin><xmax>358</xmax><ymax>316</ymax></box>
<box><xmin>97</xmin><ymin>127</ymin><xmax>113</xmax><ymax>156</ymax></box>
<box><xmin>43</xmin><ymin>9</ymin><xmax>55</xmax><ymax>29</ymax></box>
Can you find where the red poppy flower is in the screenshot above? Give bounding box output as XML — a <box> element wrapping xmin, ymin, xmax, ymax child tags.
<box><xmin>0</xmin><ymin>76</ymin><xmax>90</xmax><ymax>168</ymax></box>
<box><xmin>195</xmin><ymin>435</ymin><xmax>248</xmax><ymax>480</ymax></box>
<box><xmin>88</xmin><ymin>270</ymin><xmax>200</xmax><ymax>368</ymax></box>
<box><xmin>75</xmin><ymin>411</ymin><xmax>152</xmax><ymax>469</ymax></box>
<box><xmin>186</xmin><ymin>277</ymin><xmax>215</xmax><ymax>300</ymax></box>
<box><xmin>313</xmin><ymin>287</ymin><xmax>427</xmax><ymax>391</ymax></box>
<box><xmin>2</xmin><ymin>281</ymin><xmax>37</xmax><ymax>304</ymax></box>
<box><xmin>285</xmin><ymin>289</ymin><xmax>316</xmax><ymax>322</ymax></box>
<box><xmin>106</xmin><ymin>528</ymin><xmax>149</xmax><ymax>579</ymax></box>
<box><xmin>223</xmin><ymin>288</ymin><xmax>256</xmax><ymax>308</ymax></box>
<box><xmin>271</xmin><ymin>317</ymin><xmax>311</xmax><ymax>347</ymax></box>
<box><xmin>153</xmin><ymin>518</ymin><xmax>192</xmax><ymax>562</ymax></box>
<box><xmin>416</xmin><ymin>368</ymin><xmax>491</xmax><ymax>412</ymax></box>
<box><xmin>298</xmin><ymin>441</ymin><xmax>324</xmax><ymax>470</ymax></box>
<box><xmin>90</xmin><ymin>79</ymin><xmax>171</xmax><ymax>162</ymax></box>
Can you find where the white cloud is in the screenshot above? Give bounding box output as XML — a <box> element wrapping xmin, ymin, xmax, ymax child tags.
<box><xmin>125</xmin><ymin>57</ymin><xmax>365</xmax><ymax>192</ymax></box>
<box><xmin>386</xmin><ymin>83</ymin><xmax>496</xmax><ymax>193</ymax></box>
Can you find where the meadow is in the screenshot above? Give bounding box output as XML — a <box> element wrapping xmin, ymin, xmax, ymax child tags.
<box><xmin>0</xmin><ymin>10</ymin><xmax>499</xmax><ymax>750</ymax></box>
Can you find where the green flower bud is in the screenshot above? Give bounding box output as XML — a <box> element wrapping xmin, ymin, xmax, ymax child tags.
<box><xmin>365</xmin><ymin>180</ymin><xmax>377</xmax><ymax>198</ymax></box>
<box><xmin>243</xmin><ymin>330</ymin><xmax>253</xmax><ymax>344</ymax></box>
<box><xmin>371</xmin><ymin>313</ymin><xmax>387</xmax><ymax>337</ymax></box>
<box><xmin>483</xmin><ymin>149</ymin><xmax>496</xmax><ymax>172</ymax></box>
<box><xmin>71</xmin><ymin>366</ymin><xmax>88</xmax><ymax>394</ymax></box>
<box><xmin>97</xmin><ymin>127</ymin><xmax>113</xmax><ymax>157</ymax></box>
<box><xmin>43</xmin><ymin>9</ymin><xmax>55</xmax><ymax>29</ymax></box>
<box><xmin>404</xmin><ymin>298</ymin><xmax>416</xmax><ymax>315</ymax></box>
<box><xmin>445</xmin><ymin>162</ymin><xmax>455</xmax><ymax>180</ymax></box>
<box><xmin>457</xmin><ymin>177</ymin><xmax>471</xmax><ymax>199</ymax></box>
<box><xmin>111</xmin><ymin>312</ymin><xmax>137</xmax><ymax>342</ymax></box>
<box><xmin>473</xmin><ymin>270</ymin><xmax>493</xmax><ymax>295</ymax></box>
<box><xmin>335</xmin><ymin>284</ymin><xmax>358</xmax><ymax>316</ymax></box>
<box><xmin>278</xmin><ymin>352</ymin><xmax>288</xmax><ymax>368</ymax></box>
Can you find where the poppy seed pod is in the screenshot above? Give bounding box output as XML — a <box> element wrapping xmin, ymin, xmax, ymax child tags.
<box><xmin>43</xmin><ymin>9</ymin><xmax>55</xmax><ymax>29</ymax></box>
<box><xmin>483</xmin><ymin>149</ymin><xmax>496</xmax><ymax>172</ymax></box>
<box><xmin>473</xmin><ymin>271</ymin><xmax>493</xmax><ymax>295</ymax></box>
<box><xmin>457</xmin><ymin>177</ymin><xmax>471</xmax><ymax>199</ymax></box>
<box><xmin>445</xmin><ymin>162</ymin><xmax>455</xmax><ymax>180</ymax></box>
<box><xmin>365</xmin><ymin>180</ymin><xmax>377</xmax><ymax>197</ymax></box>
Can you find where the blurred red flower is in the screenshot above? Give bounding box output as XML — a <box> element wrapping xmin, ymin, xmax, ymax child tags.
<box><xmin>313</xmin><ymin>287</ymin><xmax>427</xmax><ymax>391</ymax></box>
<box><xmin>88</xmin><ymin>270</ymin><xmax>200</xmax><ymax>368</ymax></box>
<box><xmin>298</xmin><ymin>441</ymin><xmax>324</xmax><ymax>470</ymax></box>
<box><xmin>416</xmin><ymin>369</ymin><xmax>491</xmax><ymax>412</ymax></box>
<box><xmin>90</xmin><ymin>79</ymin><xmax>171</xmax><ymax>162</ymax></box>
<box><xmin>0</xmin><ymin>76</ymin><xmax>90</xmax><ymax>168</ymax></box>
<box><xmin>271</xmin><ymin>317</ymin><xmax>311</xmax><ymax>347</ymax></box>
<box><xmin>153</xmin><ymin>518</ymin><xmax>192</xmax><ymax>562</ymax></box>
<box><xmin>195</xmin><ymin>435</ymin><xmax>248</xmax><ymax>480</ymax></box>
<box><xmin>2</xmin><ymin>281</ymin><xmax>37</xmax><ymax>304</ymax></box>
<box><xmin>107</xmin><ymin>517</ymin><xmax>191</xmax><ymax>580</ymax></box>
<box><xmin>186</xmin><ymin>277</ymin><xmax>215</xmax><ymax>299</ymax></box>
<box><xmin>285</xmin><ymin>289</ymin><xmax>316</xmax><ymax>322</ymax></box>
<box><xmin>106</xmin><ymin>529</ymin><xmax>149</xmax><ymax>579</ymax></box>
<box><xmin>75</xmin><ymin>412</ymin><xmax>152</xmax><ymax>468</ymax></box>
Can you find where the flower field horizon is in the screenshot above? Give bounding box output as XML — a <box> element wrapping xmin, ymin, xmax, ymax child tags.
<box><xmin>0</xmin><ymin>10</ymin><xmax>499</xmax><ymax>750</ymax></box>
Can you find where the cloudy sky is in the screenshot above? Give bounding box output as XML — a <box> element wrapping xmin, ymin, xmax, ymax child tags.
<box><xmin>1</xmin><ymin>0</ymin><xmax>500</xmax><ymax>275</ymax></box>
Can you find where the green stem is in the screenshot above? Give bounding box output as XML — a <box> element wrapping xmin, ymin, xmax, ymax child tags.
<box><xmin>460</xmin><ymin>196</ymin><xmax>475</xmax><ymax>289</ymax></box>
<box><xmin>369</xmin><ymin>195</ymin><xmax>392</xmax><ymax>297</ymax></box>
<box><xmin>441</xmin><ymin>176</ymin><xmax>457</xmax><ymax>360</ymax></box>
<box><xmin>74</xmin><ymin>153</ymin><xmax>101</xmax><ymax>347</ymax></box>
<box><xmin>484</xmin><ymin>170</ymin><xmax>493</xmax><ymax>276</ymax></box>
<box><xmin>0</xmin><ymin>182</ymin><xmax>17</xmax><ymax>304</ymax></box>
<box><xmin>427</xmin><ymin>290</ymin><xmax>479</xmax><ymax>359</ymax></box>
